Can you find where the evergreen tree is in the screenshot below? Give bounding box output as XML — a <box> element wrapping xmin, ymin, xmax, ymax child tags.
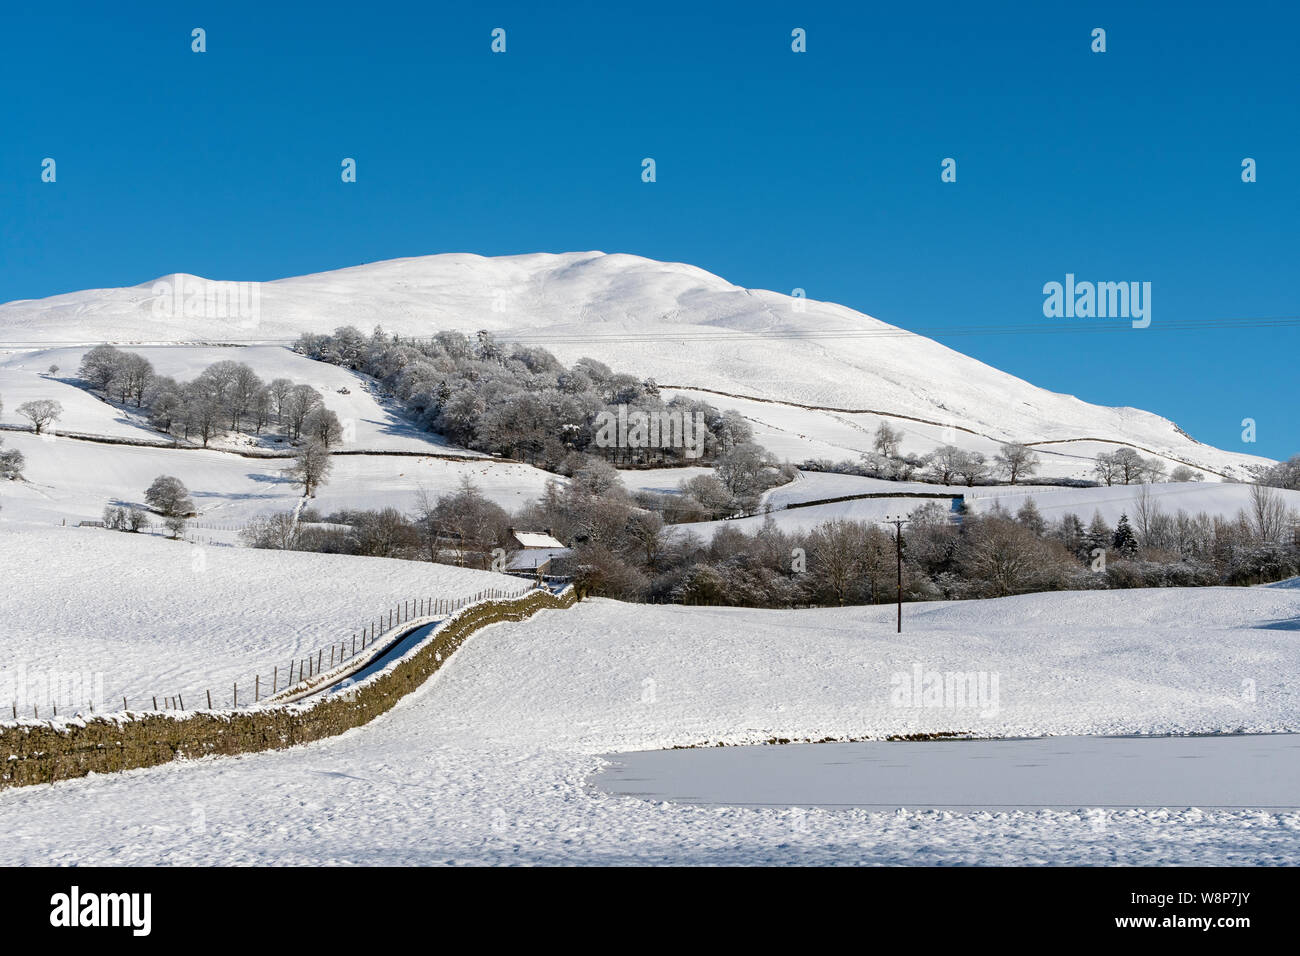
<box><xmin>1015</xmin><ymin>498</ymin><xmax>1046</xmax><ymax>536</ymax></box>
<box><xmin>1084</xmin><ymin>510</ymin><xmax>1112</xmax><ymax>559</ymax></box>
<box><xmin>1112</xmin><ymin>513</ymin><xmax>1139</xmax><ymax>556</ymax></box>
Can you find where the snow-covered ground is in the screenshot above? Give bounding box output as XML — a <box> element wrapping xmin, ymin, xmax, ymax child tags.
<box><xmin>1</xmin><ymin>575</ymin><xmax>1297</xmax><ymax>865</ymax></box>
<box><xmin>0</xmin><ymin>252</ymin><xmax>1275</xmax><ymax>479</ymax></box>
<box><xmin>0</xmin><ymin>526</ymin><xmax>529</xmax><ymax>713</ymax></box>
<box><xmin>663</xmin><ymin>387</ymin><xmax>1221</xmax><ymax>483</ymax></box>
<box><xmin>0</xmin><ymin>429</ymin><xmax>556</xmax><ymax>531</ymax></box>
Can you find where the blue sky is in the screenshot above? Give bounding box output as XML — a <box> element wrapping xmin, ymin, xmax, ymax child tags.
<box><xmin>1</xmin><ymin>1</ymin><xmax>1296</xmax><ymax>458</ymax></box>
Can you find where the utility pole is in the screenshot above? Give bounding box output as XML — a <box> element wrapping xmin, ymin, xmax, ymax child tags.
<box><xmin>887</xmin><ymin>515</ymin><xmax>905</xmax><ymax>633</ymax></box>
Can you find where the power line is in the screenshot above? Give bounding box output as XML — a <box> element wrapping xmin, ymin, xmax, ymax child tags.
<box><xmin>0</xmin><ymin>315</ymin><xmax>1296</xmax><ymax>349</ymax></box>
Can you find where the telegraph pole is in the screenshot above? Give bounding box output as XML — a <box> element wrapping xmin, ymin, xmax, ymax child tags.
<box><xmin>887</xmin><ymin>515</ymin><xmax>905</xmax><ymax>633</ymax></box>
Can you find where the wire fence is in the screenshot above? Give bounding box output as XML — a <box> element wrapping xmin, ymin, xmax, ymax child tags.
<box><xmin>6</xmin><ymin>585</ymin><xmax>538</xmax><ymax>721</ymax></box>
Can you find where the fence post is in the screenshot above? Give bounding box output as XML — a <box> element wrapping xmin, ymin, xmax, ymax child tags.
<box><xmin>273</xmin><ymin>667</ymin><xmax>278</xmax><ymax>693</ymax></box>
<box><xmin>207</xmin><ymin>689</ymin><xmax>213</xmax><ymax>709</ymax></box>
<box><xmin>177</xmin><ymin>694</ymin><xmax>183</xmax><ymax>710</ymax></box>
<box><xmin>233</xmin><ymin>683</ymin><xmax>237</xmax><ymax>708</ymax></box>
<box><xmin>255</xmin><ymin>675</ymin><xmax>260</xmax><ymax>702</ymax></box>
<box><xmin>123</xmin><ymin>696</ymin><xmax>128</xmax><ymax>712</ymax></box>
<box><xmin>153</xmin><ymin>696</ymin><xmax>158</xmax><ymax>710</ymax></box>
<box><xmin>317</xmin><ymin>649</ymin><xmax>323</xmax><ymax>673</ymax></box>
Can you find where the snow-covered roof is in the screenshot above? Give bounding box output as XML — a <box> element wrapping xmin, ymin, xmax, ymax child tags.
<box><xmin>512</xmin><ymin>531</ymin><xmax>565</xmax><ymax>549</ymax></box>
<box><xmin>507</xmin><ymin>547</ymin><xmax>571</xmax><ymax>571</ymax></box>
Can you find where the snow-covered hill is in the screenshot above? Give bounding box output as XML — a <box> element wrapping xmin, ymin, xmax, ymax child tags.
<box><xmin>0</xmin><ymin>252</ymin><xmax>1274</xmax><ymax>479</ymax></box>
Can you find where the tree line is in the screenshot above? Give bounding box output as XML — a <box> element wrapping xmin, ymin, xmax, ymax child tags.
<box><xmin>235</xmin><ymin>446</ymin><xmax>1299</xmax><ymax>607</ymax></box>
<box><xmin>293</xmin><ymin>326</ymin><xmax>772</xmax><ymax>472</ymax></box>
<box><xmin>78</xmin><ymin>345</ymin><xmax>344</xmax><ymax>448</ymax></box>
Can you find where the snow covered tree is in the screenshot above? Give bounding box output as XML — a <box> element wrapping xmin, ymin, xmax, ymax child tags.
<box><xmin>994</xmin><ymin>443</ymin><xmax>1039</xmax><ymax>485</ymax></box>
<box><xmin>266</xmin><ymin>378</ymin><xmax>294</xmax><ymax>423</ymax></box>
<box><xmin>287</xmin><ymin>440</ymin><xmax>332</xmax><ymax>497</ymax></box>
<box><xmin>928</xmin><ymin>445</ymin><xmax>967</xmax><ymax>485</ymax></box>
<box><xmin>956</xmin><ymin>451</ymin><xmax>989</xmax><ymax>487</ymax></box>
<box><xmin>1093</xmin><ymin>451</ymin><xmax>1118</xmax><ymax>486</ymax></box>
<box><xmin>1111</xmin><ymin>448</ymin><xmax>1144</xmax><ymax>485</ymax></box>
<box><xmin>282</xmin><ymin>384</ymin><xmax>324</xmax><ymax>441</ymax></box>
<box><xmin>240</xmin><ymin>512</ymin><xmax>302</xmax><ymax>550</ymax></box>
<box><xmin>715</xmin><ymin>441</ymin><xmax>776</xmax><ymax>505</ymax></box>
<box><xmin>1057</xmin><ymin>512</ymin><xmax>1086</xmax><ymax>558</ymax></box>
<box><xmin>144</xmin><ymin>475</ymin><xmax>195</xmax><ymax>517</ymax></box>
<box><xmin>1084</xmin><ymin>510</ymin><xmax>1112</xmax><ymax>558</ymax></box>
<box><xmin>79</xmin><ymin>345</ymin><xmax>124</xmax><ymax>393</ymax></box>
<box><xmin>1015</xmin><ymin>497</ymin><xmax>1046</xmax><ymax>536</ymax></box>
<box><xmin>1249</xmin><ymin>483</ymin><xmax>1288</xmax><ymax>543</ymax></box>
<box><xmin>1112</xmin><ymin>513</ymin><xmax>1139</xmax><ymax>556</ymax></box>
<box><xmin>17</xmin><ymin>399</ymin><xmax>62</xmax><ymax>435</ymax></box>
<box><xmin>0</xmin><ymin>440</ymin><xmax>24</xmax><ymax>481</ymax></box>
<box><xmin>1262</xmin><ymin>455</ymin><xmax>1300</xmax><ymax>491</ymax></box>
<box><xmin>302</xmin><ymin>405</ymin><xmax>344</xmax><ymax>447</ymax></box>
<box><xmin>872</xmin><ymin>421</ymin><xmax>903</xmax><ymax>458</ymax></box>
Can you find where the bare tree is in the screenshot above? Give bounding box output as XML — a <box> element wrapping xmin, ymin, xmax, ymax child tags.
<box><xmin>1250</xmin><ymin>483</ymin><xmax>1288</xmax><ymax>543</ymax></box>
<box><xmin>78</xmin><ymin>345</ymin><xmax>124</xmax><ymax>393</ymax></box>
<box><xmin>287</xmin><ymin>440</ymin><xmax>332</xmax><ymax>497</ymax></box>
<box><xmin>994</xmin><ymin>443</ymin><xmax>1039</xmax><ymax>485</ymax></box>
<box><xmin>872</xmin><ymin>421</ymin><xmax>903</xmax><ymax>458</ymax></box>
<box><xmin>225</xmin><ymin>363</ymin><xmax>263</xmax><ymax>431</ymax></box>
<box><xmin>283</xmin><ymin>384</ymin><xmax>323</xmax><ymax>440</ymax></box>
<box><xmin>1093</xmin><ymin>451</ymin><xmax>1118</xmax><ymax>486</ymax></box>
<box><xmin>1133</xmin><ymin>483</ymin><xmax>1162</xmax><ymax>547</ymax></box>
<box><xmin>957</xmin><ymin>451</ymin><xmax>988</xmax><ymax>487</ymax></box>
<box><xmin>241</xmin><ymin>513</ymin><xmax>302</xmax><ymax>550</ymax></box>
<box><xmin>928</xmin><ymin>445</ymin><xmax>967</xmax><ymax>485</ymax></box>
<box><xmin>302</xmin><ymin>405</ymin><xmax>344</xmax><ymax>447</ymax></box>
<box><xmin>17</xmin><ymin>399</ymin><xmax>62</xmax><ymax>435</ymax></box>
<box><xmin>266</xmin><ymin>378</ymin><xmax>294</xmax><ymax>422</ymax></box>
<box><xmin>1111</xmin><ymin>447</ymin><xmax>1144</xmax><ymax>484</ymax></box>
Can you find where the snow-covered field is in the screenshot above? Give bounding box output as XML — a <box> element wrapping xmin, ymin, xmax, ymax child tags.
<box><xmin>663</xmin><ymin>387</ymin><xmax>1223</xmax><ymax>483</ymax></box>
<box><xmin>0</xmin><ymin>526</ymin><xmax>528</xmax><ymax>712</ymax></box>
<box><xmin>1</xmin><ymin>570</ymin><xmax>1297</xmax><ymax>865</ymax></box>
<box><xmin>0</xmin><ymin>431</ymin><xmax>553</xmax><ymax>531</ymax></box>
<box><xmin>0</xmin><ymin>252</ymin><xmax>1275</xmax><ymax>479</ymax></box>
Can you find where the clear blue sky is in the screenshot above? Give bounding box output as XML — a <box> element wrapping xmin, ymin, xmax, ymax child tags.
<box><xmin>1</xmin><ymin>1</ymin><xmax>1296</xmax><ymax>458</ymax></box>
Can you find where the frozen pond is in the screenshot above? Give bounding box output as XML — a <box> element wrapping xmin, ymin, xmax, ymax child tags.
<box><xmin>592</xmin><ymin>734</ymin><xmax>1300</xmax><ymax>811</ymax></box>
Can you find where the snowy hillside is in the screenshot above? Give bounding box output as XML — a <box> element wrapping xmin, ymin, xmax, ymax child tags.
<box><xmin>0</xmin><ymin>252</ymin><xmax>1274</xmax><ymax>479</ymax></box>
<box><xmin>0</xmin><ymin>526</ymin><xmax>527</xmax><ymax>711</ymax></box>
<box><xmin>1</xmin><ymin>584</ymin><xmax>1297</xmax><ymax>865</ymax></box>
<box><xmin>0</xmin><ymin>430</ymin><xmax>552</xmax><ymax>530</ymax></box>
<box><xmin>0</xmin><ymin>345</ymin><xmax>479</xmax><ymax>455</ymax></box>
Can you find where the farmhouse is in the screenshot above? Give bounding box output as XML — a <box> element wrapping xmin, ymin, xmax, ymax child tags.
<box><xmin>507</xmin><ymin>528</ymin><xmax>570</xmax><ymax>573</ymax></box>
